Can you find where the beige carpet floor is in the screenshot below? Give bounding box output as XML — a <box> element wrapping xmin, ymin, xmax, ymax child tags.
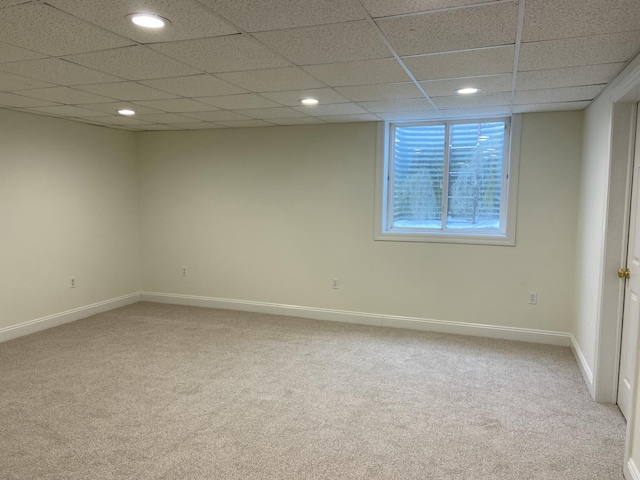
<box><xmin>0</xmin><ymin>302</ymin><xmax>626</xmax><ymax>479</ymax></box>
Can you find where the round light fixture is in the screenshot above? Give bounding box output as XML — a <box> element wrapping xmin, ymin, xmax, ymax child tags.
<box><xmin>118</xmin><ymin>109</ymin><xmax>136</xmax><ymax>116</ymax></box>
<box><xmin>455</xmin><ymin>87</ymin><xmax>480</xmax><ymax>95</ymax></box>
<box><xmin>301</xmin><ymin>98</ymin><xmax>319</xmax><ymax>106</ymax></box>
<box><xmin>128</xmin><ymin>13</ymin><xmax>169</xmax><ymax>29</ymax></box>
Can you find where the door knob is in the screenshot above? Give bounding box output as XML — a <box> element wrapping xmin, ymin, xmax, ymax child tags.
<box><xmin>619</xmin><ymin>268</ymin><xmax>631</xmax><ymax>279</ymax></box>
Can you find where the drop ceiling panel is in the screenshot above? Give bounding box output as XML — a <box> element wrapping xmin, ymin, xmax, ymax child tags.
<box><xmin>377</xmin><ymin>2</ymin><xmax>519</xmax><ymax>56</ymax></box>
<box><xmin>27</xmin><ymin>105</ymin><xmax>109</xmax><ymax>117</ymax></box>
<box><xmin>261</xmin><ymin>88</ymin><xmax>350</xmax><ymax>106</ymax></box>
<box><xmin>523</xmin><ymin>0</ymin><xmax>640</xmax><ymax>43</ymax></box>
<box><xmin>16</xmin><ymin>87</ymin><xmax>115</xmax><ymax>105</ymax></box>
<box><xmin>74</xmin><ymin>82</ymin><xmax>178</xmax><ymax>101</ymax></box>
<box><xmin>194</xmin><ymin>94</ymin><xmax>281</xmax><ymax>110</ymax></box>
<box><xmin>0</xmin><ymin>58</ymin><xmax>124</xmax><ymax>85</ymax></box>
<box><xmin>237</xmin><ymin>107</ymin><xmax>308</xmax><ymax>119</ymax></box>
<box><xmin>137</xmin><ymin>124</ymin><xmax>183</xmax><ymax>131</ymax></box>
<box><xmin>316</xmin><ymin>113</ymin><xmax>381</xmax><ymax>122</ymax></box>
<box><xmin>516</xmin><ymin>63</ymin><xmax>625</xmax><ymax>91</ymax></box>
<box><xmin>0</xmin><ymin>3</ymin><xmax>133</xmax><ymax>56</ymax></box>
<box><xmin>64</xmin><ymin>46</ymin><xmax>202</xmax><ymax>81</ymax></box>
<box><xmin>140</xmin><ymin>75</ymin><xmax>247</xmax><ymax>97</ymax></box>
<box><xmin>0</xmin><ymin>92</ymin><xmax>59</xmax><ymax>108</ymax></box>
<box><xmin>513</xmin><ymin>101</ymin><xmax>591</xmax><ymax>113</ymax></box>
<box><xmin>361</xmin><ymin>0</ymin><xmax>503</xmax><ymax>17</ymax></box>
<box><xmin>0</xmin><ymin>71</ymin><xmax>54</xmax><ymax>91</ymax></box>
<box><xmin>150</xmin><ymin>36</ymin><xmax>290</xmax><ymax>74</ymax></box>
<box><xmin>182</xmin><ymin>111</ymin><xmax>252</xmax><ymax>122</ymax></box>
<box><xmin>519</xmin><ymin>32</ymin><xmax>640</xmax><ymax>71</ymax></box>
<box><xmin>168</xmin><ymin>122</ymin><xmax>226</xmax><ymax>129</ymax></box>
<box><xmin>268</xmin><ymin>117</ymin><xmax>327</xmax><ymax>125</ymax></box>
<box><xmin>216</xmin><ymin>67</ymin><xmax>325</xmax><ymax>92</ymax></box>
<box><xmin>442</xmin><ymin>105</ymin><xmax>511</xmax><ymax>118</ymax></box>
<box><xmin>0</xmin><ymin>41</ymin><xmax>46</xmax><ymax>63</ymax></box>
<box><xmin>196</xmin><ymin>0</ymin><xmax>364</xmax><ymax>32</ymax></box>
<box><xmin>403</xmin><ymin>46</ymin><xmax>514</xmax><ymax>81</ymax></box>
<box><xmin>420</xmin><ymin>75</ymin><xmax>512</xmax><ymax>97</ymax></box>
<box><xmin>254</xmin><ymin>21</ymin><xmax>391</xmax><ymax>65</ymax></box>
<box><xmin>80</xmin><ymin>114</ymin><xmax>153</xmax><ymax>125</ymax></box>
<box><xmin>358</xmin><ymin>98</ymin><xmax>436</xmax><ymax>113</ymax></box>
<box><xmin>335</xmin><ymin>83</ymin><xmax>423</xmax><ymax>102</ymax></box>
<box><xmin>433</xmin><ymin>92</ymin><xmax>511</xmax><ymax>109</ymax></box>
<box><xmin>216</xmin><ymin>119</ymin><xmax>274</xmax><ymax>128</ymax></box>
<box><xmin>377</xmin><ymin>111</ymin><xmax>443</xmax><ymax>121</ymax></box>
<box><xmin>46</xmin><ymin>0</ymin><xmax>237</xmax><ymax>43</ymax></box>
<box><xmin>0</xmin><ymin>0</ymin><xmax>28</xmax><ymax>7</ymax></box>
<box><xmin>81</xmin><ymin>102</ymin><xmax>165</xmax><ymax>116</ymax></box>
<box><xmin>132</xmin><ymin>98</ymin><xmax>214</xmax><ymax>112</ymax></box>
<box><xmin>134</xmin><ymin>113</ymin><xmax>200</xmax><ymax>123</ymax></box>
<box><xmin>515</xmin><ymin>85</ymin><xmax>605</xmax><ymax>104</ymax></box>
<box><xmin>293</xmin><ymin>103</ymin><xmax>369</xmax><ymax>116</ymax></box>
<box><xmin>302</xmin><ymin>59</ymin><xmax>411</xmax><ymax>86</ymax></box>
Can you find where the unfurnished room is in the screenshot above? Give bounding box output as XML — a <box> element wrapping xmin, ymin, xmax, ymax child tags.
<box><xmin>2</xmin><ymin>0</ymin><xmax>640</xmax><ymax>479</ymax></box>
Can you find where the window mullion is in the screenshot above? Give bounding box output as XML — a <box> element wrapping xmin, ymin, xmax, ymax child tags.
<box><xmin>441</xmin><ymin>122</ymin><xmax>451</xmax><ymax>231</ymax></box>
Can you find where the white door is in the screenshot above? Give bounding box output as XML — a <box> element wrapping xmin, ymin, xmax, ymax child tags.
<box><xmin>618</xmin><ymin>105</ymin><xmax>640</xmax><ymax>419</ymax></box>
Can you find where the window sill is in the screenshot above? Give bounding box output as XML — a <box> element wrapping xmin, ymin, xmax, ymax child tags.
<box><xmin>374</xmin><ymin>231</ymin><xmax>515</xmax><ymax>246</ymax></box>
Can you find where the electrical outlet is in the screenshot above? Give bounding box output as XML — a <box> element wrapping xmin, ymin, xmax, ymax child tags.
<box><xmin>70</xmin><ymin>277</ymin><xmax>76</xmax><ymax>289</ymax></box>
<box><xmin>332</xmin><ymin>278</ymin><xmax>339</xmax><ymax>289</ymax></box>
<box><xmin>528</xmin><ymin>292</ymin><xmax>537</xmax><ymax>305</ymax></box>
<box><xmin>181</xmin><ymin>266</ymin><xmax>188</xmax><ymax>276</ymax></box>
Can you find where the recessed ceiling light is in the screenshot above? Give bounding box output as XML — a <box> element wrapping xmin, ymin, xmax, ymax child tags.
<box><xmin>455</xmin><ymin>87</ymin><xmax>480</xmax><ymax>95</ymax></box>
<box><xmin>301</xmin><ymin>98</ymin><xmax>319</xmax><ymax>106</ymax></box>
<box><xmin>128</xmin><ymin>13</ymin><xmax>169</xmax><ymax>29</ymax></box>
<box><xmin>118</xmin><ymin>109</ymin><xmax>136</xmax><ymax>116</ymax></box>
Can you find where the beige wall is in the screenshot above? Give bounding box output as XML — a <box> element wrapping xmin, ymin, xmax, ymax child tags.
<box><xmin>138</xmin><ymin>112</ymin><xmax>582</xmax><ymax>332</ymax></box>
<box><xmin>0</xmin><ymin>109</ymin><xmax>140</xmax><ymax>329</ymax></box>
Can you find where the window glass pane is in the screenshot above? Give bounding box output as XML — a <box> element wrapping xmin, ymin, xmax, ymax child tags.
<box><xmin>446</xmin><ymin>122</ymin><xmax>504</xmax><ymax>230</ymax></box>
<box><xmin>392</xmin><ymin>125</ymin><xmax>445</xmax><ymax>229</ymax></box>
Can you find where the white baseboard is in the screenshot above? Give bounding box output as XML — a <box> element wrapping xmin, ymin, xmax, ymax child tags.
<box><xmin>626</xmin><ymin>458</ymin><xmax>640</xmax><ymax>480</ymax></box>
<box><xmin>141</xmin><ymin>292</ymin><xmax>571</xmax><ymax>346</ymax></box>
<box><xmin>0</xmin><ymin>293</ymin><xmax>141</xmax><ymax>343</ymax></box>
<box><xmin>570</xmin><ymin>334</ymin><xmax>595</xmax><ymax>398</ymax></box>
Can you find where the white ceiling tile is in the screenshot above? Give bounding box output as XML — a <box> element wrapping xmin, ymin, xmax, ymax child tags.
<box><xmin>139</xmin><ymin>124</ymin><xmax>187</xmax><ymax>131</ymax></box>
<box><xmin>0</xmin><ymin>1</ymin><xmax>28</xmax><ymax>7</ymax></box>
<box><xmin>303</xmin><ymin>59</ymin><xmax>411</xmax><ymax>86</ymax></box>
<box><xmin>195</xmin><ymin>94</ymin><xmax>280</xmax><ymax>110</ymax></box>
<box><xmin>0</xmin><ymin>3</ymin><xmax>133</xmax><ymax>56</ymax></box>
<box><xmin>140</xmin><ymin>75</ymin><xmax>247</xmax><ymax>97</ymax></box>
<box><xmin>523</xmin><ymin>0</ymin><xmax>640</xmax><ymax>42</ymax></box>
<box><xmin>254</xmin><ymin>21</ymin><xmax>391</xmax><ymax>65</ymax></box>
<box><xmin>404</xmin><ymin>46</ymin><xmax>515</xmax><ymax>80</ymax></box>
<box><xmin>217</xmin><ymin>67</ymin><xmax>325</xmax><ymax>92</ymax></box>
<box><xmin>166</xmin><ymin>122</ymin><xmax>227</xmax><ymax>130</ymax></box>
<box><xmin>377</xmin><ymin>2</ymin><xmax>519</xmax><ymax>56</ymax></box>
<box><xmin>433</xmin><ymin>92</ymin><xmax>511</xmax><ymax>109</ymax></box>
<box><xmin>216</xmin><ymin>119</ymin><xmax>274</xmax><ymax>128</ymax></box>
<box><xmin>261</xmin><ymin>88</ymin><xmax>349</xmax><ymax>106</ymax></box>
<box><xmin>236</xmin><ymin>106</ymin><xmax>308</xmax><ymax>119</ymax></box>
<box><xmin>0</xmin><ymin>91</ymin><xmax>59</xmax><ymax>108</ymax></box>
<box><xmin>268</xmin><ymin>117</ymin><xmax>328</xmax><ymax>125</ymax></box>
<box><xmin>513</xmin><ymin>101</ymin><xmax>591</xmax><ymax>113</ymax></box>
<box><xmin>335</xmin><ymin>83</ymin><xmax>423</xmax><ymax>102</ymax></box>
<box><xmin>134</xmin><ymin>113</ymin><xmax>201</xmax><ymax>124</ymax></box>
<box><xmin>376</xmin><ymin>111</ymin><xmax>444</xmax><ymax>121</ymax></box>
<box><xmin>361</xmin><ymin>0</ymin><xmax>502</xmax><ymax>17</ymax></box>
<box><xmin>197</xmin><ymin>0</ymin><xmax>364</xmax><ymax>32</ymax></box>
<box><xmin>0</xmin><ymin>71</ymin><xmax>53</xmax><ymax>91</ymax></box>
<box><xmin>63</xmin><ymin>46</ymin><xmax>202</xmax><ymax>81</ymax></box>
<box><xmin>442</xmin><ymin>105</ymin><xmax>511</xmax><ymax>118</ymax></box>
<box><xmin>81</xmin><ymin>102</ymin><xmax>165</xmax><ymax>116</ymax></box>
<box><xmin>420</xmin><ymin>75</ymin><xmax>512</xmax><ymax>97</ymax></box>
<box><xmin>132</xmin><ymin>98</ymin><xmax>214</xmax><ymax>112</ymax></box>
<box><xmin>317</xmin><ymin>114</ymin><xmax>382</xmax><ymax>123</ymax></box>
<box><xmin>359</xmin><ymin>98</ymin><xmax>436</xmax><ymax>113</ymax></box>
<box><xmin>150</xmin><ymin>36</ymin><xmax>290</xmax><ymax>73</ymax></box>
<box><xmin>16</xmin><ymin>87</ymin><xmax>114</xmax><ymax>104</ymax></box>
<box><xmin>26</xmin><ymin>105</ymin><xmax>109</xmax><ymax>117</ymax></box>
<box><xmin>46</xmin><ymin>0</ymin><xmax>237</xmax><ymax>43</ymax></box>
<box><xmin>0</xmin><ymin>41</ymin><xmax>46</xmax><ymax>63</ymax></box>
<box><xmin>182</xmin><ymin>111</ymin><xmax>251</xmax><ymax>122</ymax></box>
<box><xmin>515</xmin><ymin>85</ymin><xmax>604</xmax><ymax>104</ymax></box>
<box><xmin>74</xmin><ymin>82</ymin><xmax>178</xmax><ymax>101</ymax></box>
<box><xmin>0</xmin><ymin>58</ymin><xmax>124</xmax><ymax>85</ymax></box>
<box><xmin>79</xmin><ymin>115</ymin><xmax>153</xmax><ymax>125</ymax></box>
<box><xmin>518</xmin><ymin>32</ymin><xmax>640</xmax><ymax>71</ymax></box>
<box><xmin>294</xmin><ymin>103</ymin><xmax>369</xmax><ymax>116</ymax></box>
<box><xmin>516</xmin><ymin>63</ymin><xmax>625</xmax><ymax>91</ymax></box>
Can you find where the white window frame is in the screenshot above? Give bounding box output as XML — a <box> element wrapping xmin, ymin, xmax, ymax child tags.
<box><xmin>374</xmin><ymin>115</ymin><xmax>521</xmax><ymax>246</ymax></box>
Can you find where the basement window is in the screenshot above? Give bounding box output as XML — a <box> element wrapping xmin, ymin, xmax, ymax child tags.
<box><xmin>375</xmin><ymin>116</ymin><xmax>520</xmax><ymax>246</ymax></box>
